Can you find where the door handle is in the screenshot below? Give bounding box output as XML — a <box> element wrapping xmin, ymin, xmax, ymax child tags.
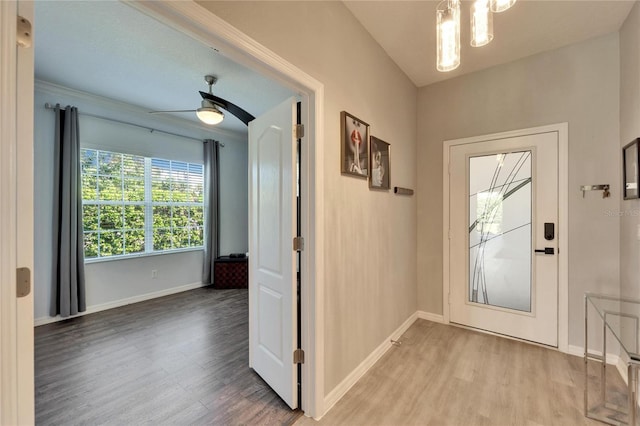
<box><xmin>535</xmin><ymin>248</ymin><xmax>555</xmax><ymax>255</ymax></box>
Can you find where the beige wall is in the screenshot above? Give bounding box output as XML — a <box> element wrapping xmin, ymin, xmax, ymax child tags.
<box><xmin>620</xmin><ymin>2</ymin><xmax>640</xmax><ymax>299</ymax></box>
<box><xmin>196</xmin><ymin>1</ymin><xmax>418</xmax><ymax>394</ymax></box>
<box><xmin>417</xmin><ymin>34</ymin><xmax>621</xmax><ymax>347</ymax></box>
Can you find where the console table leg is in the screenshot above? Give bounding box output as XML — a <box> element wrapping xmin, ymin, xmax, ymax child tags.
<box><xmin>603</xmin><ymin>319</ymin><xmax>608</xmax><ymax>403</ymax></box>
<box><xmin>630</xmin><ymin>364</ymin><xmax>638</xmax><ymax>426</ymax></box>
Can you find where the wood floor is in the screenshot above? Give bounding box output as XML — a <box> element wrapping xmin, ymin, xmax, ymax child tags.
<box><xmin>35</xmin><ymin>287</ymin><xmax>302</xmax><ymax>426</ymax></box>
<box><xmin>297</xmin><ymin>319</ymin><xmax>627</xmax><ymax>426</ymax></box>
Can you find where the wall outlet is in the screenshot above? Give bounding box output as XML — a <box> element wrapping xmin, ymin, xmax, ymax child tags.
<box><xmin>151</xmin><ymin>269</ymin><xmax>157</xmax><ymax>279</ymax></box>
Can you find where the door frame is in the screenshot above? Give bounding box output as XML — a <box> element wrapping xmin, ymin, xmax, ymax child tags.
<box><xmin>1</xmin><ymin>0</ymin><xmax>35</xmax><ymax>424</ymax></box>
<box><xmin>442</xmin><ymin>123</ymin><xmax>568</xmax><ymax>352</ymax></box>
<box><xmin>124</xmin><ymin>1</ymin><xmax>325</xmax><ymax>418</ymax></box>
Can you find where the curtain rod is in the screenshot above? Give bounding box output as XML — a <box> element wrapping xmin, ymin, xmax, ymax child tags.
<box><xmin>43</xmin><ymin>103</ymin><xmax>224</xmax><ymax>147</ymax></box>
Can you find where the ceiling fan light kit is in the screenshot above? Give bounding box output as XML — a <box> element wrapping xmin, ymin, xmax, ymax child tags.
<box><xmin>196</xmin><ymin>75</ymin><xmax>224</xmax><ymax>125</ymax></box>
<box><xmin>437</xmin><ymin>0</ymin><xmax>515</xmax><ymax>72</ymax></box>
<box><xmin>196</xmin><ymin>100</ymin><xmax>224</xmax><ymax>125</ymax></box>
<box><xmin>148</xmin><ymin>74</ymin><xmax>255</xmax><ymax>126</ymax></box>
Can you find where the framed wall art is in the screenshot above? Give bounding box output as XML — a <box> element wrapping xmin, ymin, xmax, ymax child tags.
<box><xmin>369</xmin><ymin>136</ymin><xmax>390</xmax><ymax>190</ymax></box>
<box><xmin>341</xmin><ymin>111</ymin><xmax>369</xmax><ymax>178</ymax></box>
<box><xmin>623</xmin><ymin>138</ymin><xmax>640</xmax><ymax>200</ymax></box>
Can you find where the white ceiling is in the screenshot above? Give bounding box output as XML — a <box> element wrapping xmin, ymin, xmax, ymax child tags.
<box><xmin>34</xmin><ymin>1</ymin><xmax>295</xmax><ymax>135</ymax></box>
<box><xmin>344</xmin><ymin>0</ymin><xmax>635</xmax><ymax>87</ymax></box>
<box><xmin>34</xmin><ymin>0</ymin><xmax>635</xmax><ymax>126</ymax></box>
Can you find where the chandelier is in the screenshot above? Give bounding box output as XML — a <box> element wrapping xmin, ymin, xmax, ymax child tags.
<box><xmin>437</xmin><ymin>0</ymin><xmax>516</xmax><ymax>72</ymax></box>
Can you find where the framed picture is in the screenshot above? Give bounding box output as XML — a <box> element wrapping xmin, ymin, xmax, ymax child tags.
<box><xmin>341</xmin><ymin>111</ymin><xmax>369</xmax><ymax>178</ymax></box>
<box><xmin>369</xmin><ymin>136</ymin><xmax>390</xmax><ymax>190</ymax></box>
<box><xmin>623</xmin><ymin>138</ymin><xmax>640</xmax><ymax>200</ymax></box>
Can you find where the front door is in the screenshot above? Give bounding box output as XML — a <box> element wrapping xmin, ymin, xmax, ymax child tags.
<box><xmin>248</xmin><ymin>97</ymin><xmax>299</xmax><ymax>409</ymax></box>
<box><xmin>449</xmin><ymin>131</ymin><xmax>559</xmax><ymax>347</ymax></box>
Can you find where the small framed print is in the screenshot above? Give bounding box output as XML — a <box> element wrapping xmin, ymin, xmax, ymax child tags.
<box><xmin>341</xmin><ymin>111</ymin><xmax>369</xmax><ymax>178</ymax></box>
<box><xmin>623</xmin><ymin>138</ymin><xmax>640</xmax><ymax>200</ymax></box>
<box><xmin>369</xmin><ymin>136</ymin><xmax>390</xmax><ymax>190</ymax></box>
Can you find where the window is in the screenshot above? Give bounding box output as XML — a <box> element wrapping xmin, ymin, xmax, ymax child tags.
<box><xmin>475</xmin><ymin>191</ymin><xmax>503</xmax><ymax>235</ymax></box>
<box><xmin>81</xmin><ymin>148</ymin><xmax>204</xmax><ymax>260</ymax></box>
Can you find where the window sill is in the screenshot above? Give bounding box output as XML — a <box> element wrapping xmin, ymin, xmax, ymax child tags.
<box><xmin>84</xmin><ymin>247</ymin><xmax>204</xmax><ymax>264</ymax></box>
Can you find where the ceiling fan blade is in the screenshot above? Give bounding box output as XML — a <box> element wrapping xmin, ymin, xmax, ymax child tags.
<box><xmin>148</xmin><ymin>109</ymin><xmax>196</xmax><ymax>114</ymax></box>
<box><xmin>199</xmin><ymin>91</ymin><xmax>255</xmax><ymax>125</ymax></box>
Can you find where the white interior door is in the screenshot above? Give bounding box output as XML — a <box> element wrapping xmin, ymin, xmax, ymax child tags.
<box><xmin>248</xmin><ymin>97</ymin><xmax>298</xmax><ymax>409</ymax></box>
<box><xmin>1</xmin><ymin>1</ymin><xmax>35</xmax><ymax>424</ymax></box>
<box><xmin>449</xmin><ymin>131</ymin><xmax>558</xmax><ymax>347</ymax></box>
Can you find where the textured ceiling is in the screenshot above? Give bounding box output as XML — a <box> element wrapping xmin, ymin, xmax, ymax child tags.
<box><xmin>344</xmin><ymin>0</ymin><xmax>634</xmax><ymax>87</ymax></box>
<box><xmin>34</xmin><ymin>1</ymin><xmax>295</xmax><ymax>135</ymax></box>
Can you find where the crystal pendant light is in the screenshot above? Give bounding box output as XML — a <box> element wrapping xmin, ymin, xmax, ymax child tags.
<box><xmin>436</xmin><ymin>0</ymin><xmax>460</xmax><ymax>72</ymax></box>
<box><xmin>490</xmin><ymin>0</ymin><xmax>516</xmax><ymax>13</ymax></box>
<box><xmin>471</xmin><ymin>0</ymin><xmax>493</xmax><ymax>47</ymax></box>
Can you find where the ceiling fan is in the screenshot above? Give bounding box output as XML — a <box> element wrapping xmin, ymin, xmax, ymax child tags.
<box><xmin>149</xmin><ymin>75</ymin><xmax>255</xmax><ymax>126</ymax></box>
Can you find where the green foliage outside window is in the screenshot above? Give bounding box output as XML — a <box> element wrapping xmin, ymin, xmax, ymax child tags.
<box><xmin>81</xmin><ymin>148</ymin><xmax>204</xmax><ymax>259</ymax></box>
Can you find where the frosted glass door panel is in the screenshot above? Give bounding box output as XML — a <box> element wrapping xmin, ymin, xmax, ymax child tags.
<box><xmin>468</xmin><ymin>151</ymin><xmax>532</xmax><ymax>312</ymax></box>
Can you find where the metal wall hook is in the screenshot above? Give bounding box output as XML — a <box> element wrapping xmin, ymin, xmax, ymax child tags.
<box><xmin>580</xmin><ymin>184</ymin><xmax>610</xmax><ymax>198</ymax></box>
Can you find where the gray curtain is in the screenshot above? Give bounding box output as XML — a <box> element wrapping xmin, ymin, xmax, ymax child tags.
<box><xmin>51</xmin><ymin>105</ymin><xmax>86</xmax><ymax>317</ymax></box>
<box><xmin>202</xmin><ymin>139</ymin><xmax>220</xmax><ymax>284</ymax></box>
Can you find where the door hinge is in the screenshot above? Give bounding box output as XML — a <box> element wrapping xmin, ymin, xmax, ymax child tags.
<box><xmin>448</xmin><ymin>229</ymin><xmax>451</xmax><ymax>240</ymax></box>
<box><xmin>294</xmin><ymin>348</ymin><xmax>305</xmax><ymax>364</ymax></box>
<box><xmin>295</xmin><ymin>124</ymin><xmax>304</xmax><ymax>139</ymax></box>
<box><xmin>17</xmin><ymin>16</ymin><xmax>32</xmax><ymax>48</ymax></box>
<box><xmin>16</xmin><ymin>267</ymin><xmax>31</xmax><ymax>298</ymax></box>
<box><xmin>293</xmin><ymin>236</ymin><xmax>304</xmax><ymax>251</ymax></box>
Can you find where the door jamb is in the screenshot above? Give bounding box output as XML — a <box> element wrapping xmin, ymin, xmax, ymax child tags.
<box><xmin>123</xmin><ymin>0</ymin><xmax>326</xmax><ymax>418</ymax></box>
<box><xmin>442</xmin><ymin>123</ymin><xmax>569</xmax><ymax>353</ymax></box>
<box><xmin>0</xmin><ymin>2</ymin><xmax>20</xmax><ymax>423</ymax></box>
<box><xmin>1</xmin><ymin>1</ymin><xmax>35</xmax><ymax>423</ymax></box>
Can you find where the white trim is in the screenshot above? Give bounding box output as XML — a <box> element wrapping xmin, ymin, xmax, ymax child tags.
<box><xmin>442</xmin><ymin>123</ymin><xmax>569</xmax><ymax>350</ymax></box>
<box><xmin>125</xmin><ymin>1</ymin><xmax>325</xmax><ymax>418</ymax></box>
<box><xmin>417</xmin><ymin>310</ymin><xmax>446</xmax><ymax>324</ymax></box>
<box><xmin>557</xmin><ymin>123</ymin><xmax>569</xmax><ymax>353</ymax></box>
<box><xmin>565</xmin><ymin>344</ymin><xmax>586</xmax><ymax>359</ymax></box>
<box><xmin>34</xmin><ymin>281</ymin><xmax>206</xmax><ymax>327</ymax></box>
<box><xmin>0</xmin><ymin>2</ymin><xmax>19</xmax><ymax>424</ymax></box>
<box><xmin>321</xmin><ymin>312</ymin><xmax>419</xmax><ymax>419</ymax></box>
<box><xmin>16</xmin><ymin>1</ymin><xmax>35</xmax><ymax>422</ymax></box>
<box><xmin>567</xmin><ymin>344</ymin><xmax>627</xmax><ymax>381</ymax></box>
<box><xmin>617</xmin><ymin>355</ymin><xmax>629</xmax><ymax>385</ymax></box>
<box><xmin>84</xmin><ymin>247</ymin><xmax>204</xmax><ymax>265</ymax></box>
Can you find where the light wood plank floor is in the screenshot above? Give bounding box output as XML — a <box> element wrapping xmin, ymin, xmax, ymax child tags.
<box><xmin>298</xmin><ymin>319</ymin><xmax>627</xmax><ymax>426</ymax></box>
<box><xmin>35</xmin><ymin>287</ymin><xmax>302</xmax><ymax>426</ymax></box>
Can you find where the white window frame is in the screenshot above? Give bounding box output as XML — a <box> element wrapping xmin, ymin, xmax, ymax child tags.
<box><xmin>81</xmin><ymin>148</ymin><xmax>205</xmax><ymax>261</ymax></box>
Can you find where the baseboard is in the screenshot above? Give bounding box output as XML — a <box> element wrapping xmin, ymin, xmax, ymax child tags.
<box><xmin>567</xmin><ymin>344</ymin><xmax>627</xmax><ymax>384</ymax></box>
<box><xmin>567</xmin><ymin>344</ymin><xmax>620</xmax><ymax>364</ymax></box>
<box><xmin>34</xmin><ymin>281</ymin><xmax>206</xmax><ymax>326</ymax></box>
<box><xmin>566</xmin><ymin>344</ymin><xmax>585</xmax><ymax>359</ymax></box>
<box><xmin>322</xmin><ymin>311</ymin><xmax>419</xmax><ymax>416</ymax></box>
<box><xmin>617</xmin><ymin>355</ymin><xmax>629</xmax><ymax>384</ymax></box>
<box><xmin>417</xmin><ymin>310</ymin><xmax>445</xmax><ymax>324</ymax></box>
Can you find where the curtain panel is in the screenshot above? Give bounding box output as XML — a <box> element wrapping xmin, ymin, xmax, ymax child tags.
<box><xmin>51</xmin><ymin>104</ymin><xmax>86</xmax><ymax>317</ymax></box>
<box><xmin>202</xmin><ymin>139</ymin><xmax>220</xmax><ymax>284</ymax></box>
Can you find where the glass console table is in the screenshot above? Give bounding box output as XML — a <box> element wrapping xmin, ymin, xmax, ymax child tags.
<box><xmin>585</xmin><ymin>293</ymin><xmax>640</xmax><ymax>425</ymax></box>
